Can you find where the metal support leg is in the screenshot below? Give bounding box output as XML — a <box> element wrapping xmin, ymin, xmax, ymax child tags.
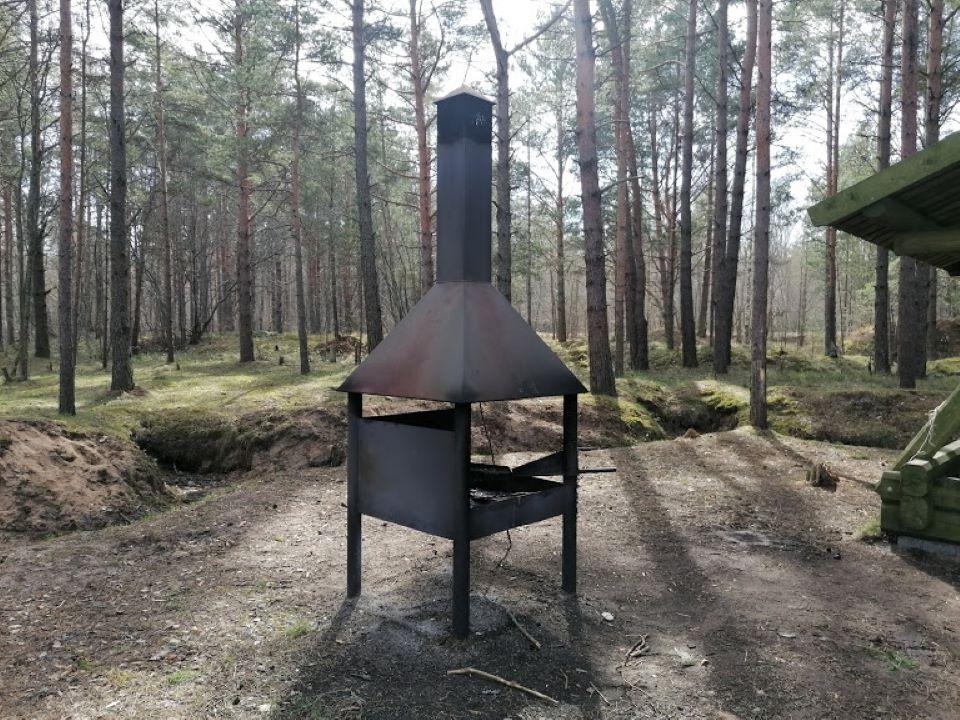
<box><xmin>562</xmin><ymin>394</ymin><xmax>578</xmax><ymax>593</ymax></box>
<box><xmin>452</xmin><ymin>403</ymin><xmax>472</xmax><ymax>638</ymax></box>
<box><xmin>347</xmin><ymin>393</ymin><xmax>362</xmax><ymax>598</ymax></box>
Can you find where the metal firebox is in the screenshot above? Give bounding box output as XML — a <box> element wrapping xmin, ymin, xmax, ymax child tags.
<box><xmin>337</xmin><ymin>87</ymin><xmax>588</xmax><ymax>638</ymax></box>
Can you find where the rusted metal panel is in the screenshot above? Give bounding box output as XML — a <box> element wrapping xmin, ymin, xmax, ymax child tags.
<box><xmin>357</xmin><ymin>412</ymin><xmax>458</xmax><ymax>539</ymax></box>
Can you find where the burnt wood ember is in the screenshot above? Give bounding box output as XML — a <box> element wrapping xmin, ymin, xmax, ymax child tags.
<box><xmin>337</xmin><ymin>87</ymin><xmax>594</xmax><ymax>638</ymax></box>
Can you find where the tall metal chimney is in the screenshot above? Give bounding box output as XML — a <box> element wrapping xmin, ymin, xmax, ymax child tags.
<box><xmin>337</xmin><ymin>86</ymin><xmax>593</xmax><ymax>639</ymax></box>
<box><xmin>435</xmin><ymin>88</ymin><xmax>494</xmax><ymax>283</ymax></box>
<box><xmin>337</xmin><ymin>86</ymin><xmax>585</xmax><ymax>403</ymax></box>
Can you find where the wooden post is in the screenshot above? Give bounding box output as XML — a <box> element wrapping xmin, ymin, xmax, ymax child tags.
<box><xmin>347</xmin><ymin>393</ymin><xmax>362</xmax><ymax>597</ymax></box>
<box><xmin>452</xmin><ymin>403</ymin><xmax>472</xmax><ymax>638</ymax></box>
<box><xmin>562</xmin><ymin>394</ymin><xmax>578</xmax><ymax>593</ymax></box>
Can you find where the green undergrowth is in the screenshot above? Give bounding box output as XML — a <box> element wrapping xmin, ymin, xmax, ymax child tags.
<box><xmin>563</xmin><ymin>338</ymin><xmax>955</xmax><ymax>449</ymax></box>
<box><xmin>2</xmin><ymin>333</ymin><xmax>957</xmax><ymax>462</ymax></box>
<box><xmin>0</xmin><ymin>332</ymin><xmax>352</xmax><ymax>441</ymax></box>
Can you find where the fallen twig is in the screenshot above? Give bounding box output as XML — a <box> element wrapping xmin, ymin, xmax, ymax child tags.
<box><xmin>626</xmin><ymin>634</ymin><xmax>650</xmax><ymax>659</ymax></box>
<box><xmin>506</xmin><ymin>609</ymin><xmax>541</xmax><ymax>649</ymax></box>
<box><xmin>447</xmin><ymin>667</ymin><xmax>558</xmax><ymax>705</ymax></box>
<box><xmin>589</xmin><ymin>682</ymin><xmax>611</xmax><ymax>705</ymax></box>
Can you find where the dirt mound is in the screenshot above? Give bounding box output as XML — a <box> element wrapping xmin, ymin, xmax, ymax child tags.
<box><xmin>772</xmin><ymin>388</ymin><xmax>942</xmax><ymax>449</ymax></box>
<box><xmin>137</xmin><ymin>397</ymin><xmax>659</xmax><ymax>477</ymax></box>
<box><xmin>0</xmin><ymin>420</ymin><xmax>170</xmax><ymax>534</ymax></box>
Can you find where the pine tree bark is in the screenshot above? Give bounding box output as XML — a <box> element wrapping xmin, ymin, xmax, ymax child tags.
<box><xmin>874</xmin><ymin>0</ymin><xmax>895</xmax><ymax>374</ymax></box>
<box><xmin>153</xmin><ymin>0</ymin><xmax>174</xmax><ymax>364</ymax></box>
<box><xmin>824</xmin><ymin>1</ymin><xmax>845</xmax><ymax>358</ymax></box>
<box><xmin>479</xmin><ymin>0</ymin><xmax>513</xmax><ymax>302</ymax></box>
<box><xmin>58</xmin><ymin>0</ymin><xmax>76</xmax><ymax>414</ymax></box>
<box><xmin>235</xmin><ymin>0</ymin><xmax>255</xmax><ymax>363</ymax></box>
<box><xmin>698</xmin><ymin>138</ymin><xmax>714</xmax><ymax>339</ymax></box>
<box><xmin>713</xmin><ymin>0</ymin><xmax>757</xmax><ymax>374</ymax></box>
<box><xmin>352</xmin><ymin>0</ymin><xmax>383</xmax><ymax>352</ymax></box>
<box><xmin>711</xmin><ymin>0</ymin><xmax>729</xmax><ymax>349</ymax></box>
<box><xmin>897</xmin><ymin>0</ymin><xmax>924</xmax><ymax>389</ymax></box>
<box><xmin>3</xmin><ymin>169</ymin><xmax>13</xmax><ymax>347</ymax></box>
<box><xmin>108</xmin><ymin>0</ymin><xmax>134</xmax><ymax>392</ymax></box>
<box><xmin>925</xmin><ymin>0</ymin><xmax>944</xmax><ymax>358</ymax></box>
<box><xmin>27</xmin><ymin>0</ymin><xmax>50</xmax><ymax>360</ymax></box>
<box><xmin>620</xmin><ymin>0</ymin><xmax>647</xmax><ymax>370</ymax></box>
<box><xmin>750</xmin><ymin>0</ymin><xmax>772</xmax><ymax>429</ymax></box>
<box><xmin>408</xmin><ymin>0</ymin><xmax>433</xmax><ymax>297</ymax></box>
<box><xmin>573</xmin><ymin>0</ymin><xmax>615</xmax><ymax>396</ymax></box>
<box><xmin>73</xmin><ymin>0</ymin><xmax>90</xmax><ymax>357</ymax></box>
<box><xmin>554</xmin><ymin>106</ymin><xmax>567</xmax><ymax>343</ymax></box>
<box><xmin>678</xmin><ymin>0</ymin><xmax>698</xmax><ymax>367</ymax></box>
<box><xmin>598</xmin><ymin>0</ymin><xmax>636</xmax><ymax>377</ymax></box>
<box><xmin>291</xmin><ymin>0</ymin><xmax>310</xmax><ymax>374</ymax></box>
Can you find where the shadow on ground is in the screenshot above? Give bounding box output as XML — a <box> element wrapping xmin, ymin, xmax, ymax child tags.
<box><xmin>275</xmin><ymin>582</ymin><xmax>599</xmax><ymax>719</ymax></box>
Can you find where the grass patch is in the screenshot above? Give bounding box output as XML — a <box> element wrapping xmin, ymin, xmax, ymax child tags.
<box><xmin>872</xmin><ymin>649</ymin><xmax>919</xmax><ymax>673</ymax></box>
<box><xmin>104</xmin><ymin>668</ymin><xmax>137</xmax><ymax>688</ymax></box>
<box><xmin>167</xmin><ymin>669</ymin><xmax>200</xmax><ymax>685</ymax></box>
<box><xmin>857</xmin><ymin>517</ymin><xmax>884</xmax><ymax>542</ymax></box>
<box><xmin>283</xmin><ymin>621</ymin><xmax>314</xmax><ymax>639</ymax></box>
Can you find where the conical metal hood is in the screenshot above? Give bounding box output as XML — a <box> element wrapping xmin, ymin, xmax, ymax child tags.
<box><xmin>337</xmin><ymin>87</ymin><xmax>586</xmax><ymax>402</ymax></box>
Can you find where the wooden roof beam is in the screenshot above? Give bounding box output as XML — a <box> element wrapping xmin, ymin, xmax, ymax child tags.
<box><xmin>864</xmin><ymin>197</ymin><xmax>942</xmax><ymax>232</ymax></box>
<box><xmin>808</xmin><ymin>132</ymin><xmax>960</xmax><ymax>228</ymax></box>
<box><xmin>892</xmin><ymin>227</ymin><xmax>960</xmax><ymax>256</ymax></box>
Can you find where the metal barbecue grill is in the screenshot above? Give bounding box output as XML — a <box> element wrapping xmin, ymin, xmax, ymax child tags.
<box><xmin>337</xmin><ymin>87</ymin><xmax>592</xmax><ymax>638</ymax></box>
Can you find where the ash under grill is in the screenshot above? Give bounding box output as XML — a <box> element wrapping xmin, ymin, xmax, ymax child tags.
<box><xmin>337</xmin><ymin>87</ymin><xmax>595</xmax><ymax>638</ymax></box>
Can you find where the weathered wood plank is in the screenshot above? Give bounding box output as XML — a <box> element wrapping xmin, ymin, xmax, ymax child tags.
<box><xmin>808</xmin><ymin>131</ymin><xmax>960</xmax><ymax>228</ymax></box>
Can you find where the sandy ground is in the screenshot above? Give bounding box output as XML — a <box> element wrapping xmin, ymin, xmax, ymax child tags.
<box><xmin>1</xmin><ymin>428</ymin><xmax>958</xmax><ymax>720</ymax></box>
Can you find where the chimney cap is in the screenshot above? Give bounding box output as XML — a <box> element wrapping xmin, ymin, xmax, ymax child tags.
<box><xmin>435</xmin><ymin>85</ymin><xmax>495</xmax><ymax>105</ymax></box>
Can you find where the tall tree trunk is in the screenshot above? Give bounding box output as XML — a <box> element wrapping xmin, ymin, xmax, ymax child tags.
<box><xmin>154</xmin><ymin>0</ymin><xmax>174</xmax><ymax>364</ymax></box>
<box><xmin>58</xmin><ymin>0</ymin><xmax>75</xmax><ymax>413</ymax></box>
<box><xmin>713</xmin><ymin>0</ymin><xmax>757</xmax><ymax>374</ymax></box>
<box><xmin>897</xmin><ymin>0</ymin><xmax>923</xmax><ymax>389</ymax></box>
<box><xmin>621</xmin><ymin>0</ymin><xmax>648</xmax><ymax>370</ymax></box>
<box><xmin>3</xmin><ymin>170</ymin><xmax>13</xmax><ymax>347</ymax></box>
<box><xmin>750</xmin><ymin>0</ymin><xmax>772</xmax><ymax>429</ymax></box>
<box><xmin>598</xmin><ymin>0</ymin><xmax>635</xmax><ymax>377</ymax></box>
<box><xmin>291</xmin><ymin>0</ymin><xmax>310</xmax><ymax>373</ymax></box>
<box><xmin>408</xmin><ymin>0</ymin><xmax>433</xmax><ymax>296</ymax></box>
<box><xmin>573</xmin><ymin>0</ymin><xmax>615</xmax><ymax>396</ymax></box>
<box><xmin>698</xmin><ymin>136</ymin><xmax>714</xmax><ymax>339</ymax></box>
<box><xmin>17</xmin><ymin>135</ymin><xmax>31</xmax><ymax>380</ymax></box>
<box><xmin>479</xmin><ymin>0</ymin><xmax>513</xmax><ymax>302</ymax></box>
<box><xmin>272</xmin><ymin>258</ymin><xmax>282</xmax><ymax>332</ymax></box>
<box><xmin>526</xmin><ymin>125</ymin><xmax>533</xmax><ymax>324</ymax></box>
<box><xmin>554</xmin><ymin>107</ymin><xmax>567</xmax><ymax>343</ymax></box>
<box><xmin>678</xmin><ymin>0</ymin><xmax>698</xmax><ymax>367</ymax></box>
<box><xmin>925</xmin><ymin>0</ymin><xmax>944</xmax><ymax>358</ymax></box>
<box><xmin>108</xmin><ymin>0</ymin><xmax>134</xmax><ymax>392</ymax></box>
<box><xmin>874</xmin><ymin>0</ymin><xmax>896</xmax><ymax>374</ymax></box>
<box><xmin>710</xmin><ymin>0</ymin><xmax>728</xmax><ymax>347</ymax></box>
<box><xmin>131</xmin><ymin>227</ymin><xmax>145</xmax><ymax>353</ymax></box>
<box><xmin>235</xmin><ymin>0</ymin><xmax>255</xmax><ymax>362</ymax></box>
<box><xmin>824</xmin><ymin>1</ymin><xmax>845</xmax><ymax>358</ymax></box>
<box><xmin>327</xmin><ymin>179</ymin><xmax>341</xmax><ymax>340</ymax></box>
<box><xmin>352</xmin><ymin>0</ymin><xmax>383</xmax><ymax>352</ymax></box>
<box><xmin>27</xmin><ymin>0</ymin><xmax>50</xmax><ymax>360</ymax></box>
<box><xmin>73</xmin><ymin>0</ymin><xmax>90</xmax><ymax>358</ymax></box>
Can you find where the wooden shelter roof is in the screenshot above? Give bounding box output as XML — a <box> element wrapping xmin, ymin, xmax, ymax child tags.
<box><xmin>808</xmin><ymin>132</ymin><xmax>960</xmax><ymax>275</ymax></box>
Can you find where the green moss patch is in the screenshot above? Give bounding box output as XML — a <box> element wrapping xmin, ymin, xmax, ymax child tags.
<box><xmin>133</xmin><ymin>409</ymin><xmax>261</xmax><ymax>473</ymax></box>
